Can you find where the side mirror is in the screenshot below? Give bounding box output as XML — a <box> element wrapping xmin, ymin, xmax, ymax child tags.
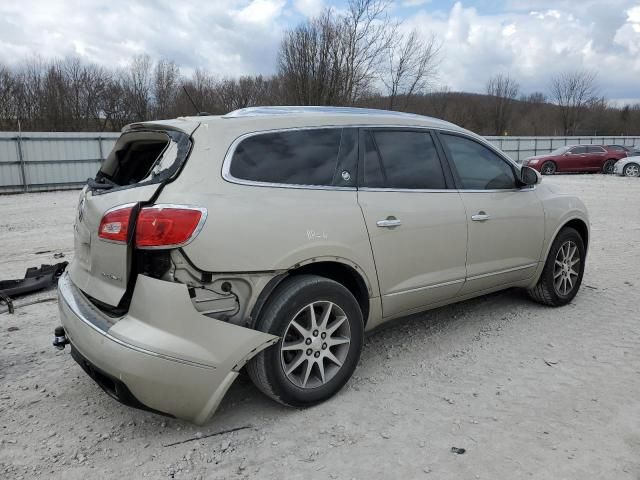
<box><xmin>520</xmin><ymin>166</ymin><xmax>541</xmax><ymax>186</ymax></box>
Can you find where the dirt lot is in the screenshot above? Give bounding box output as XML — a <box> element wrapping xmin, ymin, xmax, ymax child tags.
<box><xmin>1</xmin><ymin>175</ymin><xmax>639</xmax><ymax>480</ymax></box>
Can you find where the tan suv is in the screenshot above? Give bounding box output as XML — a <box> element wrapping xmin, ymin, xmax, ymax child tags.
<box><xmin>55</xmin><ymin>107</ymin><xmax>590</xmax><ymax>424</ymax></box>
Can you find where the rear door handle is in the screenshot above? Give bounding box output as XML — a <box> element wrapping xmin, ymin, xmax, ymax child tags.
<box><xmin>471</xmin><ymin>212</ymin><xmax>490</xmax><ymax>222</ymax></box>
<box><xmin>376</xmin><ymin>218</ymin><xmax>401</xmax><ymax>228</ymax></box>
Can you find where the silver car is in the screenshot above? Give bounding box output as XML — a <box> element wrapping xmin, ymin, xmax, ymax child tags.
<box><xmin>55</xmin><ymin>107</ymin><xmax>590</xmax><ymax>423</ymax></box>
<box><xmin>613</xmin><ymin>156</ymin><xmax>640</xmax><ymax>177</ymax></box>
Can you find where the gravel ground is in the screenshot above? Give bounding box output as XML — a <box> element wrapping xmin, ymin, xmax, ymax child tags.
<box><xmin>1</xmin><ymin>175</ymin><xmax>639</xmax><ymax>480</ymax></box>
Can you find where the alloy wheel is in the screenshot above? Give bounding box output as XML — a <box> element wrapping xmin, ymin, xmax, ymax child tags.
<box><xmin>553</xmin><ymin>240</ymin><xmax>580</xmax><ymax>296</ymax></box>
<box><xmin>541</xmin><ymin>162</ymin><xmax>555</xmax><ymax>175</ymax></box>
<box><xmin>280</xmin><ymin>301</ymin><xmax>351</xmax><ymax>389</ymax></box>
<box><xmin>624</xmin><ymin>164</ymin><xmax>640</xmax><ymax>177</ymax></box>
<box><xmin>604</xmin><ymin>161</ymin><xmax>616</xmax><ymax>174</ymax></box>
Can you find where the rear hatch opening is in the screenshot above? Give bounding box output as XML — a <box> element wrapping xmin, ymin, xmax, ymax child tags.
<box><xmin>70</xmin><ymin>121</ymin><xmax>200</xmax><ymax>315</ymax></box>
<box><xmin>89</xmin><ymin>128</ymin><xmax>193</xmax><ymax>193</ymax></box>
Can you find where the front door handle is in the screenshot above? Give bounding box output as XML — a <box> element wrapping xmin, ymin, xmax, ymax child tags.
<box><xmin>377</xmin><ymin>217</ymin><xmax>401</xmax><ymax>228</ymax></box>
<box><xmin>471</xmin><ymin>212</ymin><xmax>491</xmax><ymax>222</ymax></box>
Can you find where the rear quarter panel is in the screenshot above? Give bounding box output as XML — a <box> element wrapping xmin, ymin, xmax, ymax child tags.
<box><xmin>154</xmin><ymin>122</ymin><xmax>380</xmax><ymax>297</ymax></box>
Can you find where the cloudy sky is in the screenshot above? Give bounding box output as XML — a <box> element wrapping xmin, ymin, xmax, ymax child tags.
<box><xmin>0</xmin><ymin>0</ymin><xmax>639</xmax><ymax>102</ymax></box>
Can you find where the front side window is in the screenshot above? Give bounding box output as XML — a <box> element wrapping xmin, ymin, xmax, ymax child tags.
<box><xmin>569</xmin><ymin>146</ymin><xmax>587</xmax><ymax>154</ymax></box>
<box><xmin>587</xmin><ymin>146</ymin><xmax>605</xmax><ymax>153</ymax></box>
<box><xmin>363</xmin><ymin>130</ymin><xmax>446</xmax><ymax>189</ymax></box>
<box><xmin>229</xmin><ymin>128</ymin><xmax>348</xmax><ymax>186</ymax></box>
<box><xmin>440</xmin><ymin>134</ymin><xmax>517</xmax><ymax>190</ymax></box>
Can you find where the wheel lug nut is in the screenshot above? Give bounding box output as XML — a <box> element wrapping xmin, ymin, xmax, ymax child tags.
<box><xmin>306</xmin><ymin>349</ymin><xmax>312</xmax><ymax>356</ymax></box>
<box><xmin>313</xmin><ymin>330</ymin><xmax>319</xmax><ymax>337</ymax></box>
<box><xmin>322</xmin><ymin>343</ymin><xmax>327</xmax><ymax>350</ymax></box>
<box><xmin>321</xmin><ymin>332</ymin><xmax>326</xmax><ymax>339</ymax></box>
<box><xmin>305</xmin><ymin>338</ymin><xmax>312</xmax><ymax>345</ymax></box>
<box><xmin>314</xmin><ymin>351</ymin><xmax>320</xmax><ymax>358</ymax></box>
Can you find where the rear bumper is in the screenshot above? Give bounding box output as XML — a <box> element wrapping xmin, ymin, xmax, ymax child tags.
<box><xmin>57</xmin><ymin>272</ymin><xmax>277</xmax><ymax>424</ymax></box>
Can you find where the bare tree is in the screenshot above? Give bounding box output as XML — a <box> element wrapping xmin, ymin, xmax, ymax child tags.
<box><xmin>485</xmin><ymin>73</ymin><xmax>519</xmax><ymax>135</ymax></box>
<box><xmin>278</xmin><ymin>0</ymin><xmax>395</xmax><ymax>105</ymax></box>
<box><xmin>278</xmin><ymin>9</ymin><xmax>350</xmax><ymax>105</ymax></box>
<box><xmin>0</xmin><ymin>65</ymin><xmax>16</xmax><ymax>129</ymax></box>
<box><xmin>381</xmin><ymin>30</ymin><xmax>439</xmax><ymax>110</ymax></box>
<box><xmin>123</xmin><ymin>54</ymin><xmax>153</xmax><ymax>121</ymax></box>
<box><xmin>549</xmin><ymin>70</ymin><xmax>599</xmax><ymax>135</ymax></box>
<box><xmin>153</xmin><ymin>59</ymin><xmax>180</xmax><ymax>119</ymax></box>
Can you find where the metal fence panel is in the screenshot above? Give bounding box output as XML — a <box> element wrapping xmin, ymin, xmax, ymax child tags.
<box><xmin>0</xmin><ymin>132</ymin><xmax>119</xmax><ymax>193</ymax></box>
<box><xmin>1</xmin><ymin>132</ymin><xmax>639</xmax><ymax>193</ymax></box>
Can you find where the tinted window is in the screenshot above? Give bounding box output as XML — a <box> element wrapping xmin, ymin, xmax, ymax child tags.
<box><xmin>441</xmin><ymin>134</ymin><xmax>517</xmax><ymax>190</ymax></box>
<box><xmin>230</xmin><ymin>129</ymin><xmax>343</xmax><ymax>186</ymax></box>
<box><xmin>569</xmin><ymin>146</ymin><xmax>587</xmax><ymax>154</ymax></box>
<box><xmin>363</xmin><ymin>130</ymin><xmax>446</xmax><ymax>189</ymax></box>
<box><xmin>587</xmin><ymin>146</ymin><xmax>605</xmax><ymax>153</ymax></box>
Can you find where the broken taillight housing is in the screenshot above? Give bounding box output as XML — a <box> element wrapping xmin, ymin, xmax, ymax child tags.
<box><xmin>98</xmin><ymin>204</ymin><xmax>206</xmax><ymax>248</ymax></box>
<box><xmin>98</xmin><ymin>204</ymin><xmax>135</xmax><ymax>243</ymax></box>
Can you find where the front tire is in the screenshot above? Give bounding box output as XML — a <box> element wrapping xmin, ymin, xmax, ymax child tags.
<box><xmin>623</xmin><ymin>163</ymin><xmax>640</xmax><ymax>177</ymax></box>
<box><xmin>247</xmin><ymin>275</ymin><xmax>364</xmax><ymax>407</ymax></box>
<box><xmin>603</xmin><ymin>159</ymin><xmax>616</xmax><ymax>174</ymax></box>
<box><xmin>528</xmin><ymin>227</ymin><xmax>585</xmax><ymax>307</ymax></box>
<box><xmin>541</xmin><ymin>161</ymin><xmax>556</xmax><ymax>175</ymax></box>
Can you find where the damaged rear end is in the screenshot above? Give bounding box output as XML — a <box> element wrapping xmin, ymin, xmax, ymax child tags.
<box><xmin>57</xmin><ymin>118</ymin><xmax>276</xmax><ymax>423</ymax></box>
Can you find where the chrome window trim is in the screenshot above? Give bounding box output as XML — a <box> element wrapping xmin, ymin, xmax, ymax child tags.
<box><xmin>221</xmin><ymin>124</ymin><xmax>525</xmax><ymax>192</ymax></box>
<box><xmin>359</xmin><ymin>187</ymin><xmax>452</xmax><ymax>193</ymax></box>
<box><xmin>221</xmin><ymin>126</ymin><xmax>357</xmax><ymax>191</ymax></box>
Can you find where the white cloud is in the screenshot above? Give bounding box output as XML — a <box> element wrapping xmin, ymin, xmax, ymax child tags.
<box><xmin>293</xmin><ymin>0</ymin><xmax>325</xmax><ymax>17</ymax></box>
<box><xmin>0</xmin><ymin>0</ymin><xmax>287</xmax><ymax>77</ymax></box>
<box><xmin>0</xmin><ymin>0</ymin><xmax>638</xmax><ymax>101</ymax></box>
<box><xmin>402</xmin><ymin>0</ymin><xmax>431</xmax><ymax>7</ymax></box>
<box><xmin>403</xmin><ymin>1</ymin><xmax>640</xmax><ymax>101</ymax></box>
<box><xmin>234</xmin><ymin>0</ymin><xmax>286</xmax><ymax>24</ymax></box>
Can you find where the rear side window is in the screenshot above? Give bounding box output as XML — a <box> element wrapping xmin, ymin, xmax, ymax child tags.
<box><xmin>587</xmin><ymin>146</ymin><xmax>605</xmax><ymax>153</ymax></box>
<box><xmin>229</xmin><ymin>128</ymin><xmax>348</xmax><ymax>186</ymax></box>
<box><xmin>440</xmin><ymin>134</ymin><xmax>517</xmax><ymax>190</ymax></box>
<box><xmin>363</xmin><ymin>130</ymin><xmax>446</xmax><ymax>189</ymax></box>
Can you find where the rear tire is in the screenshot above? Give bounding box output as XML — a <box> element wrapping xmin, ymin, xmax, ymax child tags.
<box><xmin>527</xmin><ymin>227</ymin><xmax>585</xmax><ymax>307</ymax></box>
<box><xmin>603</xmin><ymin>159</ymin><xmax>616</xmax><ymax>174</ymax></box>
<box><xmin>247</xmin><ymin>275</ymin><xmax>364</xmax><ymax>408</ymax></box>
<box><xmin>541</xmin><ymin>161</ymin><xmax>556</xmax><ymax>175</ymax></box>
<box><xmin>623</xmin><ymin>163</ymin><xmax>640</xmax><ymax>177</ymax></box>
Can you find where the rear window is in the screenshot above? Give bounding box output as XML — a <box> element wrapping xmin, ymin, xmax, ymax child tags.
<box><xmin>93</xmin><ymin>129</ymin><xmax>191</xmax><ymax>193</ymax></box>
<box><xmin>229</xmin><ymin>128</ymin><xmax>353</xmax><ymax>187</ymax></box>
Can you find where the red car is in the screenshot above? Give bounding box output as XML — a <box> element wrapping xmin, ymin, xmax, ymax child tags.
<box><xmin>523</xmin><ymin>145</ymin><xmax>627</xmax><ymax>175</ymax></box>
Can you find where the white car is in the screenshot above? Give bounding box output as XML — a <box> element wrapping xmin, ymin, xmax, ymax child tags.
<box><xmin>613</xmin><ymin>156</ymin><xmax>640</xmax><ymax>177</ymax></box>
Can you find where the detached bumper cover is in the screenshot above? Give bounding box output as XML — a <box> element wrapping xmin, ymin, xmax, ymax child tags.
<box><xmin>57</xmin><ymin>272</ymin><xmax>277</xmax><ymax>424</ymax></box>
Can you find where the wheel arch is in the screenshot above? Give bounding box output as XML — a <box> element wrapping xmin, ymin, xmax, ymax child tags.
<box><xmin>562</xmin><ymin>218</ymin><xmax>589</xmax><ymax>251</ymax></box>
<box><xmin>249</xmin><ymin>259</ymin><xmax>372</xmax><ymax>328</ymax></box>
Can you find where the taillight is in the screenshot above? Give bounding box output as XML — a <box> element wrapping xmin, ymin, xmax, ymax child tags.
<box><xmin>135</xmin><ymin>205</ymin><xmax>205</xmax><ymax>248</ymax></box>
<box><xmin>98</xmin><ymin>204</ymin><xmax>206</xmax><ymax>248</ymax></box>
<box><xmin>98</xmin><ymin>204</ymin><xmax>134</xmax><ymax>243</ymax></box>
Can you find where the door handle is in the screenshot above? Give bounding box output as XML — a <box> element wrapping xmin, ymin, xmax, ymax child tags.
<box><xmin>471</xmin><ymin>212</ymin><xmax>490</xmax><ymax>222</ymax></box>
<box><xmin>376</xmin><ymin>217</ymin><xmax>401</xmax><ymax>228</ymax></box>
